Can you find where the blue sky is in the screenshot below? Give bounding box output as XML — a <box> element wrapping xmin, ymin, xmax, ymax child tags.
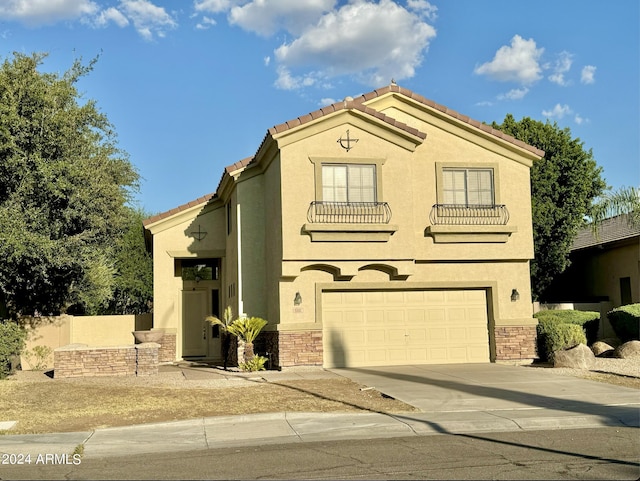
<box><xmin>1</xmin><ymin>0</ymin><xmax>638</xmax><ymax>215</ymax></box>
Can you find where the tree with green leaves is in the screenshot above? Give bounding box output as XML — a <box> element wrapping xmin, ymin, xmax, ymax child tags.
<box><xmin>98</xmin><ymin>207</ymin><xmax>153</xmax><ymax>315</ymax></box>
<box><xmin>0</xmin><ymin>52</ymin><xmax>139</xmax><ymax>319</ymax></box>
<box><xmin>492</xmin><ymin>115</ymin><xmax>607</xmax><ymax>300</ymax></box>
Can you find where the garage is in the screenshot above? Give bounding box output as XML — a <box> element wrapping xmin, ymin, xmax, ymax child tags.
<box><xmin>322</xmin><ymin>289</ymin><xmax>490</xmax><ymax>368</ymax></box>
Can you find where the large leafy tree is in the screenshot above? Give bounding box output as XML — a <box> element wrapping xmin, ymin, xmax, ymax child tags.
<box><xmin>99</xmin><ymin>207</ymin><xmax>153</xmax><ymax>315</ymax></box>
<box><xmin>492</xmin><ymin>115</ymin><xmax>607</xmax><ymax>300</ymax></box>
<box><xmin>0</xmin><ymin>52</ymin><xmax>139</xmax><ymax>318</ymax></box>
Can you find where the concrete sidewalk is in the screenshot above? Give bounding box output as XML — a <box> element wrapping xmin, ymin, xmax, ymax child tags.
<box><xmin>0</xmin><ymin>364</ymin><xmax>638</xmax><ymax>459</ymax></box>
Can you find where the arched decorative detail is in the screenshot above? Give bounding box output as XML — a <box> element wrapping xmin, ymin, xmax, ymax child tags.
<box><xmin>358</xmin><ymin>264</ymin><xmax>409</xmax><ymax>281</ymax></box>
<box><xmin>300</xmin><ymin>264</ymin><xmax>353</xmax><ymax>281</ymax></box>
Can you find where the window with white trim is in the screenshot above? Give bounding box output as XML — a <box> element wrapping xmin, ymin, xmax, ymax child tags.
<box><xmin>443</xmin><ymin>168</ymin><xmax>494</xmax><ymax>205</ymax></box>
<box><xmin>322</xmin><ymin>164</ymin><xmax>376</xmax><ymax>203</ymax></box>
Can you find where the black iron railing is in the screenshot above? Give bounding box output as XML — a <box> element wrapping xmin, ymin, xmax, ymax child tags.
<box><xmin>307</xmin><ymin>201</ymin><xmax>392</xmax><ymax>224</ymax></box>
<box><xmin>429</xmin><ymin>204</ymin><xmax>509</xmax><ymax>225</ymax></box>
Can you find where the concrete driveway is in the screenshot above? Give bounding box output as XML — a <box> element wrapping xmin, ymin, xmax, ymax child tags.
<box><xmin>331</xmin><ymin>363</ymin><xmax>640</xmax><ymax>433</ymax></box>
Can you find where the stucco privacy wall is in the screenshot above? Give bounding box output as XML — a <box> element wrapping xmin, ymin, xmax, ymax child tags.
<box><xmin>20</xmin><ymin>314</ymin><xmax>152</xmax><ymax>370</ymax></box>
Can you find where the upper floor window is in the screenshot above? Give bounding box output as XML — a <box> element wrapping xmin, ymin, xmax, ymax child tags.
<box><xmin>443</xmin><ymin>168</ymin><xmax>494</xmax><ymax>206</ymax></box>
<box><xmin>322</xmin><ymin>164</ymin><xmax>376</xmax><ymax>203</ymax></box>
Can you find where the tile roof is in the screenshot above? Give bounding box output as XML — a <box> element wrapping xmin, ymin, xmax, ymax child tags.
<box><xmin>143</xmin><ymin>84</ymin><xmax>545</xmax><ymax>228</ymax></box>
<box><xmin>142</xmin><ymin>192</ymin><xmax>217</xmax><ymax>227</ymax></box>
<box><xmin>572</xmin><ymin>214</ymin><xmax>640</xmax><ymax>251</ymax></box>
<box><xmin>265</xmin><ymin>84</ymin><xmax>544</xmax><ymax>158</ymax></box>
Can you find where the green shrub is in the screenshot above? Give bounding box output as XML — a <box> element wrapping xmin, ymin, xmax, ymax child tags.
<box><xmin>534</xmin><ymin>310</ymin><xmax>600</xmax><ymax>345</ymax></box>
<box><xmin>0</xmin><ymin>320</ymin><xmax>27</xmax><ymax>379</ymax></box>
<box><xmin>607</xmin><ymin>304</ymin><xmax>640</xmax><ymax>342</ymax></box>
<box><xmin>535</xmin><ymin>319</ymin><xmax>586</xmax><ymax>362</ymax></box>
<box><xmin>239</xmin><ymin>355</ymin><xmax>267</xmax><ymax>372</ymax></box>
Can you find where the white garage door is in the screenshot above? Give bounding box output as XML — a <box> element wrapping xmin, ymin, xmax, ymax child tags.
<box><xmin>322</xmin><ymin>289</ymin><xmax>489</xmax><ymax>368</ymax></box>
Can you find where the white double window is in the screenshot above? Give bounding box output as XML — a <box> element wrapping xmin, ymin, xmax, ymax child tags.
<box><xmin>442</xmin><ymin>168</ymin><xmax>494</xmax><ymax>206</ymax></box>
<box><xmin>322</xmin><ymin>164</ymin><xmax>376</xmax><ymax>203</ymax></box>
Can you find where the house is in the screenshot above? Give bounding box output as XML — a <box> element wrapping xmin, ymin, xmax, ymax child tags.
<box><xmin>544</xmin><ymin>214</ymin><xmax>640</xmax><ymax>307</ymax></box>
<box><xmin>143</xmin><ymin>83</ymin><xmax>544</xmax><ymax>368</ymax></box>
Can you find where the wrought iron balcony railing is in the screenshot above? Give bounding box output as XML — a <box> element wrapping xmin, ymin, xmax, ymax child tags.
<box><xmin>429</xmin><ymin>204</ymin><xmax>509</xmax><ymax>225</ymax></box>
<box><xmin>307</xmin><ymin>201</ymin><xmax>392</xmax><ymax>224</ymax></box>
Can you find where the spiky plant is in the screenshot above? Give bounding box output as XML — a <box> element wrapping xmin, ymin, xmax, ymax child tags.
<box><xmin>226</xmin><ymin>316</ymin><xmax>268</xmax><ymax>363</ymax></box>
<box><xmin>206</xmin><ymin>306</ymin><xmax>235</xmax><ymax>370</ymax></box>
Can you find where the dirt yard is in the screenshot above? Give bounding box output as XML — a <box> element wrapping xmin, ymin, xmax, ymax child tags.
<box><xmin>0</xmin><ymin>372</ymin><xmax>417</xmax><ymax>435</ymax></box>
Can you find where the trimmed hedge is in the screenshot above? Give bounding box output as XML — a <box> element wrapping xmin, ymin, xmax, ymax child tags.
<box><xmin>607</xmin><ymin>304</ymin><xmax>640</xmax><ymax>342</ymax></box>
<box><xmin>534</xmin><ymin>310</ymin><xmax>600</xmax><ymax>345</ymax></box>
<box><xmin>0</xmin><ymin>320</ymin><xmax>27</xmax><ymax>379</ymax></box>
<box><xmin>533</xmin><ymin>310</ymin><xmax>596</xmax><ymax>362</ymax></box>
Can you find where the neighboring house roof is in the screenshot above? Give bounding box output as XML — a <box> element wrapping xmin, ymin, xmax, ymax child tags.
<box><xmin>144</xmin><ymin>83</ymin><xmax>544</xmax><ymax>228</ymax></box>
<box><xmin>571</xmin><ymin>214</ymin><xmax>640</xmax><ymax>251</ymax></box>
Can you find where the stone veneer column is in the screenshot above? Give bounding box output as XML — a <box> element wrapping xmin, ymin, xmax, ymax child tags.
<box><xmin>135</xmin><ymin>342</ymin><xmax>159</xmax><ymax>376</ymax></box>
<box><xmin>494</xmin><ymin>326</ymin><xmax>537</xmax><ymax>363</ymax></box>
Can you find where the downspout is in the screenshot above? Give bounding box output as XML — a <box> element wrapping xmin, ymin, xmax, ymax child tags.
<box><xmin>237</xmin><ymin>202</ymin><xmax>246</xmax><ymax>318</ymax></box>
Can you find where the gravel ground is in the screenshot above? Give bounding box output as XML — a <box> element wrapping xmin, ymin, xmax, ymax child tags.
<box><xmin>549</xmin><ymin>357</ymin><xmax>640</xmax><ymax>378</ymax></box>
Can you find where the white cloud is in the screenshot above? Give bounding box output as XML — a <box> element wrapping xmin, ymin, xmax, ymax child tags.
<box><xmin>195</xmin><ymin>15</ymin><xmax>216</xmax><ymax>30</ymax></box>
<box><xmin>119</xmin><ymin>0</ymin><xmax>177</xmax><ymax>40</ymax></box>
<box><xmin>497</xmin><ymin>87</ymin><xmax>529</xmax><ymax>100</ymax></box>
<box><xmin>548</xmin><ymin>51</ymin><xmax>573</xmax><ymax>86</ymax></box>
<box><xmin>274</xmin><ymin>0</ymin><xmax>436</xmax><ymax>89</ymax></box>
<box><xmin>94</xmin><ymin>7</ymin><xmax>129</xmax><ymax>28</ymax></box>
<box><xmin>407</xmin><ymin>0</ymin><xmax>438</xmax><ymax>21</ymax></box>
<box><xmin>194</xmin><ymin>0</ymin><xmax>241</xmax><ymax>14</ymax></box>
<box><xmin>229</xmin><ymin>0</ymin><xmax>336</xmax><ymax>37</ymax></box>
<box><xmin>319</xmin><ymin>97</ymin><xmax>337</xmax><ymax>106</ymax></box>
<box><xmin>0</xmin><ymin>0</ymin><xmax>98</xmax><ymax>26</ymax></box>
<box><xmin>264</xmin><ymin>56</ymin><xmax>271</xmax><ymax>66</ymax></box>
<box><xmin>574</xmin><ymin>114</ymin><xmax>586</xmax><ymax>125</ymax></box>
<box><xmin>581</xmin><ymin>65</ymin><xmax>596</xmax><ymax>84</ymax></box>
<box><xmin>474</xmin><ymin>35</ymin><xmax>544</xmax><ymax>85</ymax></box>
<box><xmin>274</xmin><ymin>65</ymin><xmax>317</xmax><ymax>90</ymax></box>
<box><xmin>542</xmin><ymin>103</ymin><xmax>572</xmax><ymax>119</ymax></box>
<box><xmin>475</xmin><ymin>100</ymin><xmax>494</xmax><ymax>107</ymax></box>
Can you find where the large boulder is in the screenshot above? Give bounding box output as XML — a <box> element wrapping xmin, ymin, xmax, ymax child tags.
<box><xmin>591</xmin><ymin>341</ymin><xmax>615</xmax><ymax>357</ymax></box>
<box><xmin>613</xmin><ymin>340</ymin><xmax>640</xmax><ymax>359</ymax></box>
<box><xmin>554</xmin><ymin>343</ymin><xmax>595</xmax><ymax>369</ymax></box>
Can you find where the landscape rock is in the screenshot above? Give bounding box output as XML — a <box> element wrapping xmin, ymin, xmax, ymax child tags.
<box><xmin>613</xmin><ymin>340</ymin><xmax>640</xmax><ymax>359</ymax></box>
<box><xmin>553</xmin><ymin>343</ymin><xmax>595</xmax><ymax>369</ymax></box>
<box><xmin>591</xmin><ymin>341</ymin><xmax>614</xmax><ymax>357</ymax></box>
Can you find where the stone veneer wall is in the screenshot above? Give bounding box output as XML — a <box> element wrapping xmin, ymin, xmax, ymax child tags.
<box><xmin>494</xmin><ymin>326</ymin><xmax>537</xmax><ymax>362</ymax></box>
<box><xmin>54</xmin><ymin>343</ymin><xmax>159</xmax><ymax>378</ymax></box>
<box><xmin>276</xmin><ymin>331</ymin><xmax>323</xmax><ymax>368</ymax></box>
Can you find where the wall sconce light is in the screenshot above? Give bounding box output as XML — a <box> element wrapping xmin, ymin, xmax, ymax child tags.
<box><xmin>510</xmin><ymin>289</ymin><xmax>520</xmax><ymax>302</ymax></box>
<box><xmin>293</xmin><ymin>292</ymin><xmax>302</xmax><ymax>306</ymax></box>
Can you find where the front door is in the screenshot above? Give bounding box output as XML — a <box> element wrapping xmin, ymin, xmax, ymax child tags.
<box><xmin>182</xmin><ymin>287</ymin><xmax>223</xmax><ymax>360</ymax></box>
<box><xmin>182</xmin><ymin>289</ymin><xmax>208</xmax><ymax>357</ymax></box>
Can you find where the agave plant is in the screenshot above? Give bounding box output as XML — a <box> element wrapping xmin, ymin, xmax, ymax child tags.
<box><xmin>226</xmin><ymin>316</ymin><xmax>268</xmax><ymax>364</ymax></box>
<box><xmin>205</xmin><ymin>306</ymin><xmax>235</xmax><ymax>370</ymax></box>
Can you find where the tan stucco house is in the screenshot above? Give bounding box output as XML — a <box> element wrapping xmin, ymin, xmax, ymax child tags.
<box><xmin>143</xmin><ymin>84</ymin><xmax>544</xmax><ymax>368</ymax></box>
<box><xmin>545</xmin><ymin>214</ymin><xmax>640</xmax><ymax>307</ymax></box>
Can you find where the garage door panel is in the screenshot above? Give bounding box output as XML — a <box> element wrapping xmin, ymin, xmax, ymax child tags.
<box><xmin>323</xmin><ymin>289</ymin><xmax>489</xmax><ymax>368</ymax></box>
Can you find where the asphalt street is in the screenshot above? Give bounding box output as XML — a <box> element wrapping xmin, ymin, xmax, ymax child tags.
<box><xmin>2</xmin><ymin>427</ymin><xmax>638</xmax><ymax>480</ymax></box>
